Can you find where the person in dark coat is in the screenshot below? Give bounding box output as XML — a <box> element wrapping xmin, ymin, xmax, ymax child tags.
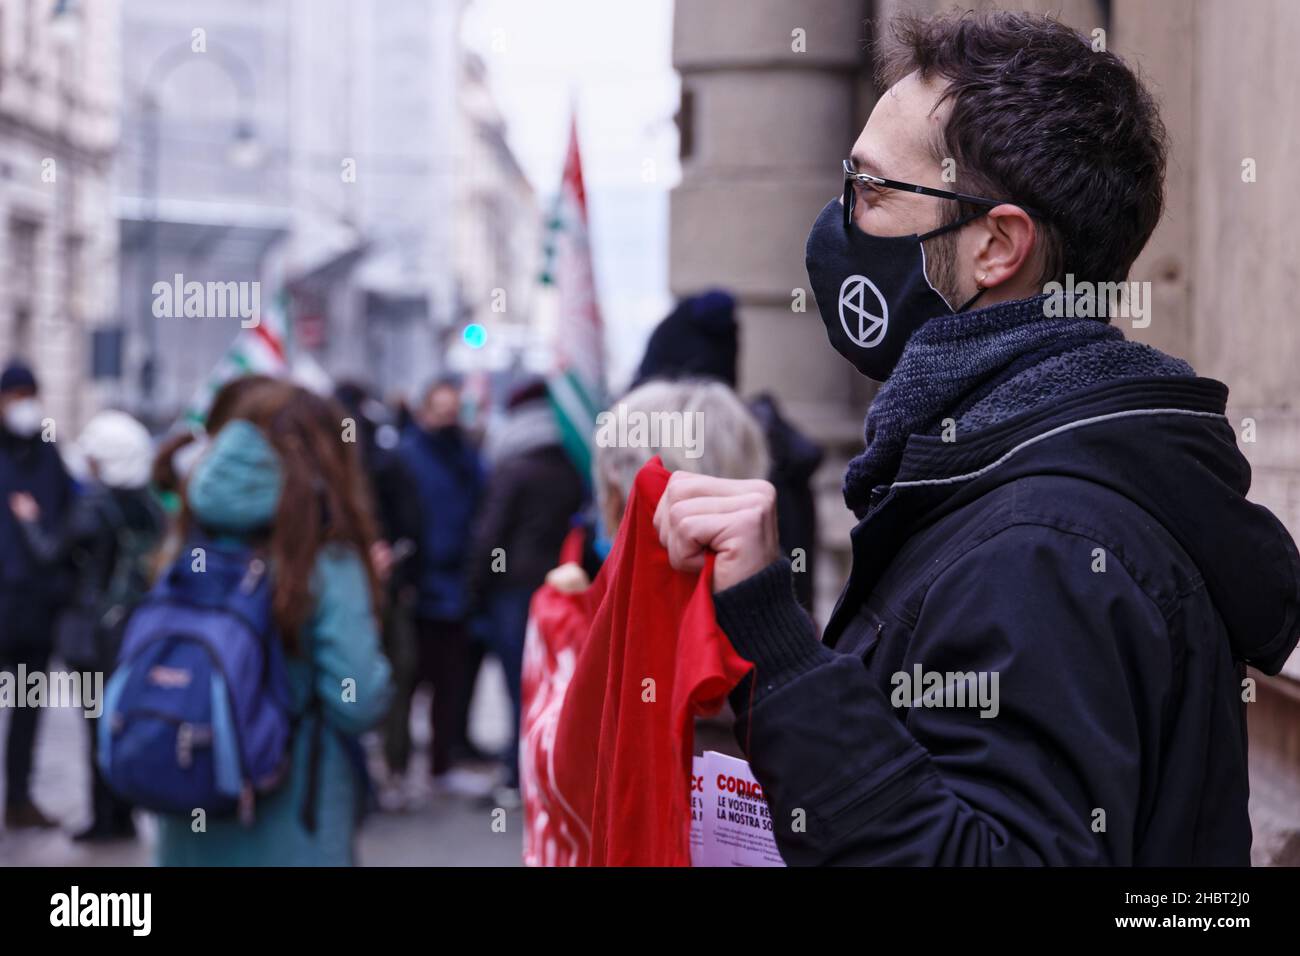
<box><xmin>10</xmin><ymin>410</ymin><xmax>164</xmax><ymax>841</ymax></box>
<box><xmin>334</xmin><ymin>381</ymin><xmax>422</xmax><ymax>562</ymax></box>
<box><xmin>334</xmin><ymin>382</ymin><xmax>426</xmax><ymax>807</ymax></box>
<box><xmin>633</xmin><ymin>289</ymin><xmax>823</xmax><ymax>611</ymax></box>
<box><xmin>654</xmin><ymin>10</ymin><xmax>1300</xmax><ymax>864</ymax></box>
<box><xmin>0</xmin><ymin>362</ymin><xmax>76</xmax><ymax>830</ymax></box>
<box><xmin>396</xmin><ymin>377</ymin><xmax>486</xmax><ymax>791</ymax></box>
<box><xmin>466</xmin><ymin>379</ymin><xmax>586</xmax><ymax>799</ymax></box>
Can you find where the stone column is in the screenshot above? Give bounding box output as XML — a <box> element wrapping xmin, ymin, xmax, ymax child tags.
<box><xmin>671</xmin><ymin>0</ymin><xmax>872</xmax><ymax>616</ymax></box>
<box><xmin>1116</xmin><ymin>0</ymin><xmax>1300</xmax><ymax>864</ymax></box>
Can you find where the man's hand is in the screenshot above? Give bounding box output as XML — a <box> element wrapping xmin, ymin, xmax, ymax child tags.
<box><xmin>653</xmin><ymin>472</ymin><xmax>779</xmax><ymax>592</ymax></box>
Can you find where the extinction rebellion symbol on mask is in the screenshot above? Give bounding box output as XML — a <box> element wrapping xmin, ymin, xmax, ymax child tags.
<box><xmin>838</xmin><ymin>274</ymin><xmax>888</xmax><ymax>349</ymax></box>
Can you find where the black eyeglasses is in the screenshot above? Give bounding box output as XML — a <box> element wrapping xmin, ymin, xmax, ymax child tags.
<box><xmin>842</xmin><ymin>159</ymin><xmax>1043</xmax><ymax>230</ymax></box>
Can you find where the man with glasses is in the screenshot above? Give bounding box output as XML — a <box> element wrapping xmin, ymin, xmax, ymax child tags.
<box><xmin>654</xmin><ymin>10</ymin><xmax>1299</xmax><ymax>864</ymax></box>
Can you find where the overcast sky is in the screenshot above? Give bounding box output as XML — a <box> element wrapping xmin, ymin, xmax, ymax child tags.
<box><xmin>460</xmin><ymin>0</ymin><xmax>680</xmax><ymax>388</ymax></box>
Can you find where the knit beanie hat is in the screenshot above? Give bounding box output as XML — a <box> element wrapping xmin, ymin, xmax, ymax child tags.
<box><xmin>633</xmin><ymin>290</ymin><xmax>738</xmax><ymax>388</ymax></box>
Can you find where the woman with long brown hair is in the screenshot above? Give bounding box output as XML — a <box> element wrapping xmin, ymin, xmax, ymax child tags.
<box><xmin>155</xmin><ymin>380</ymin><xmax>393</xmax><ymax>866</ymax></box>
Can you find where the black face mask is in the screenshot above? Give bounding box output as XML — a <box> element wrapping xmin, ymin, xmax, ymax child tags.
<box><xmin>805</xmin><ymin>199</ymin><xmax>985</xmax><ymax>382</ymax></box>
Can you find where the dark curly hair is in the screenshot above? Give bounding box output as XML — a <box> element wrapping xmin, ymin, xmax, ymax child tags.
<box><xmin>876</xmin><ymin>9</ymin><xmax>1168</xmax><ymax>285</ymax></box>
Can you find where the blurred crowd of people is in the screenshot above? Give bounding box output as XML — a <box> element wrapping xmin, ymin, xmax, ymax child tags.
<box><xmin>0</xmin><ymin>288</ymin><xmax>822</xmax><ymax>865</ymax></box>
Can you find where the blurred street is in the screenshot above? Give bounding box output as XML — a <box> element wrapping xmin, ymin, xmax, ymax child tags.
<box><xmin>0</xmin><ymin>660</ymin><xmax>521</xmax><ymax>867</ymax></box>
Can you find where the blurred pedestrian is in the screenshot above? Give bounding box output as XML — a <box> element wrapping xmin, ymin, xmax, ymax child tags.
<box><xmin>520</xmin><ymin>378</ymin><xmax>769</xmax><ymax>864</ymax></box>
<box><xmin>334</xmin><ymin>382</ymin><xmax>424</xmax><ymax>811</ymax></box>
<box><xmin>397</xmin><ymin>377</ymin><xmax>487</xmax><ymax>796</ymax></box>
<box><xmin>149</xmin><ymin>374</ymin><xmax>278</xmax><ymax>517</ymax></box>
<box><xmin>633</xmin><ymin>290</ymin><xmax>823</xmax><ymax>611</ymax></box>
<box><xmin>468</xmin><ymin>379</ymin><xmax>585</xmax><ymax>805</ymax></box>
<box><xmin>591</xmin><ymin>379</ymin><xmax>769</xmax><ymax>542</ymax></box>
<box><xmin>154</xmin><ymin>381</ymin><xmax>392</xmax><ymax>865</ymax></box>
<box><xmin>149</xmin><ymin>373</ymin><xmax>280</xmax><ymax>594</ymax></box>
<box><xmin>0</xmin><ymin>362</ymin><xmax>76</xmax><ymax>831</ymax></box>
<box><xmin>9</xmin><ymin>410</ymin><xmax>164</xmax><ymax>841</ymax></box>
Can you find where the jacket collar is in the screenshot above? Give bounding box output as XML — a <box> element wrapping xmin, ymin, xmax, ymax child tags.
<box><xmin>891</xmin><ymin>375</ymin><xmax>1226</xmax><ymax>488</ymax></box>
<box><xmin>825</xmin><ymin>376</ymin><xmax>1230</xmax><ymax>649</ymax></box>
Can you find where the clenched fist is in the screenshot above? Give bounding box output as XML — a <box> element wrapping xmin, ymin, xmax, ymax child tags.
<box><xmin>653</xmin><ymin>471</ymin><xmax>780</xmax><ymax>592</ymax></box>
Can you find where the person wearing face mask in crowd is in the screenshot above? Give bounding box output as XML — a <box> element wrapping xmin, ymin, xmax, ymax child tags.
<box><xmin>147</xmin><ymin>374</ymin><xmax>278</xmax><ymax>576</ymax></box>
<box><xmin>9</xmin><ymin>410</ymin><xmax>165</xmax><ymax>842</ymax></box>
<box><xmin>654</xmin><ymin>10</ymin><xmax>1300</xmax><ymax>865</ymax></box>
<box><xmin>153</xmin><ymin>380</ymin><xmax>392</xmax><ymax>865</ymax></box>
<box><xmin>0</xmin><ymin>362</ymin><xmax>76</xmax><ymax>830</ymax></box>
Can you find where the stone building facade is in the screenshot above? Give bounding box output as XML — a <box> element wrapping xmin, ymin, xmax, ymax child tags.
<box><xmin>0</xmin><ymin>0</ymin><xmax>121</xmax><ymax>435</ymax></box>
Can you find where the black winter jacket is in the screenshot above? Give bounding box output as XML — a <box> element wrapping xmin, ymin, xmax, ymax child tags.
<box><xmin>0</xmin><ymin>428</ymin><xmax>76</xmax><ymax>650</ymax></box>
<box><xmin>466</xmin><ymin>444</ymin><xmax>586</xmax><ymax>600</ymax></box>
<box><xmin>714</xmin><ymin>376</ymin><xmax>1300</xmax><ymax>865</ymax></box>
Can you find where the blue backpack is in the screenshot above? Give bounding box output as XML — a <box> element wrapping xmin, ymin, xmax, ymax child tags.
<box><xmin>98</xmin><ymin>539</ymin><xmax>295</xmax><ymax>823</ymax></box>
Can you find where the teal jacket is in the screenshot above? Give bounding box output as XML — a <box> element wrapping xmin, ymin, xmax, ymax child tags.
<box><xmin>156</xmin><ymin>420</ymin><xmax>393</xmax><ymax>866</ymax></box>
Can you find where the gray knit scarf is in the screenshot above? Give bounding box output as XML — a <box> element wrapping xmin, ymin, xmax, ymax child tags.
<box><xmin>843</xmin><ymin>292</ymin><xmax>1194</xmax><ymax>517</ymax></box>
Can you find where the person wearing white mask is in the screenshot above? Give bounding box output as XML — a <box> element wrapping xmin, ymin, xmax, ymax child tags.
<box><xmin>0</xmin><ymin>361</ymin><xmax>76</xmax><ymax>831</ymax></box>
<box><xmin>8</xmin><ymin>407</ymin><xmax>165</xmax><ymax>841</ymax></box>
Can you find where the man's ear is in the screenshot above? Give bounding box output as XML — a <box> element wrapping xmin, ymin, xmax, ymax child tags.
<box><xmin>972</xmin><ymin>204</ymin><xmax>1038</xmax><ymax>293</ymax></box>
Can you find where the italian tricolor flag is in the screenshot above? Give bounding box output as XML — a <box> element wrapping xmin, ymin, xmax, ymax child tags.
<box><xmin>181</xmin><ymin>292</ymin><xmax>292</xmax><ymax>428</ymax></box>
<box><xmin>540</xmin><ymin>114</ymin><xmax>606</xmax><ymax>483</ymax></box>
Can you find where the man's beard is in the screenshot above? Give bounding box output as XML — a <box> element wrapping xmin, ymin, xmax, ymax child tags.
<box><xmin>924</xmin><ymin>226</ymin><xmax>965</xmax><ymax>312</ymax></box>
